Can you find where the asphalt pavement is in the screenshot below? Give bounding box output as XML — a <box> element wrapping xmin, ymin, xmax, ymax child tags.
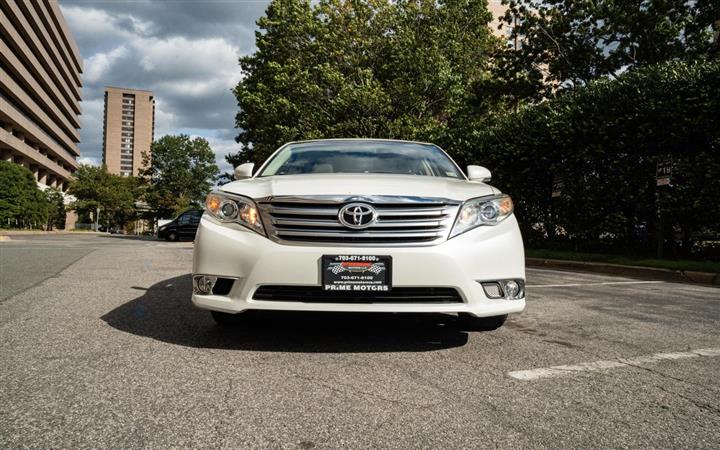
<box><xmin>0</xmin><ymin>234</ymin><xmax>718</xmax><ymax>448</ymax></box>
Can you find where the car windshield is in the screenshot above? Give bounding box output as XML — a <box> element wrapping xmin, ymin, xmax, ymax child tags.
<box><xmin>258</xmin><ymin>141</ymin><xmax>464</xmax><ymax>179</ymax></box>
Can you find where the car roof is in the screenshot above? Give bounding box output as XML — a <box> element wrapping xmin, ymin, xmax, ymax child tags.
<box><xmin>285</xmin><ymin>138</ymin><xmax>436</xmax><ymax>147</ymax></box>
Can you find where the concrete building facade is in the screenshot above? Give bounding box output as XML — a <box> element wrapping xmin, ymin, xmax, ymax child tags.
<box><xmin>102</xmin><ymin>87</ymin><xmax>155</xmax><ymax>177</ymax></box>
<box><xmin>0</xmin><ymin>0</ymin><xmax>83</xmax><ymax>193</ymax></box>
<box><xmin>489</xmin><ymin>0</ymin><xmax>520</xmax><ymax>50</ymax></box>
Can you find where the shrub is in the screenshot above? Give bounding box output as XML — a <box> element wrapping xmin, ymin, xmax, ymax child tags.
<box><xmin>469</xmin><ymin>60</ymin><xmax>720</xmax><ymax>258</ymax></box>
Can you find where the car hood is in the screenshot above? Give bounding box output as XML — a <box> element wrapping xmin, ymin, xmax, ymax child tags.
<box><xmin>220</xmin><ymin>174</ymin><xmax>498</xmax><ymax>202</ymax></box>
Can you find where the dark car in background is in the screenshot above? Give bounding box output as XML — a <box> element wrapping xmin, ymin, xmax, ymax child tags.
<box><xmin>157</xmin><ymin>209</ymin><xmax>203</xmax><ymax>241</ymax></box>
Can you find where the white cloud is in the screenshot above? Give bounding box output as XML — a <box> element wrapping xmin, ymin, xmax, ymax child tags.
<box><xmin>135</xmin><ymin>36</ymin><xmax>239</xmax><ymax>78</ymax></box>
<box><xmin>153</xmin><ymin>101</ymin><xmax>175</xmax><ymax>138</ymax></box>
<box><xmin>59</xmin><ymin>1</ymin><xmax>265</xmax><ymax>166</ymax></box>
<box><xmin>83</xmin><ymin>46</ymin><xmax>129</xmax><ymax>83</ymax></box>
<box><xmin>77</xmin><ymin>156</ymin><xmax>100</xmax><ymax>166</ymax></box>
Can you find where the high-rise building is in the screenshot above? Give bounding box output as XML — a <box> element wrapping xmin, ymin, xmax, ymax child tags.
<box><xmin>488</xmin><ymin>0</ymin><xmax>520</xmax><ymax>50</ymax></box>
<box><xmin>102</xmin><ymin>86</ymin><xmax>155</xmax><ymax>177</ymax></box>
<box><xmin>0</xmin><ymin>0</ymin><xmax>83</xmax><ymax>193</ymax></box>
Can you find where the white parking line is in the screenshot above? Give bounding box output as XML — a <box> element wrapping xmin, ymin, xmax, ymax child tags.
<box><xmin>528</xmin><ymin>281</ymin><xmax>664</xmax><ymax>288</ymax></box>
<box><xmin>509</xmin><ymin>348</ymin><xmax>720</xmax><ymax>380</ymax></box>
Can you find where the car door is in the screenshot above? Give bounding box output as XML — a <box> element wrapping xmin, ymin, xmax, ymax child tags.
<box><xmin>176</xmin><ymin>213</ymin><xmax>192</xmax><ymax>240</ymax></box>
<box><xmin>187</xmin><ymin>211</ymin><xmax>202</xmax><ymax>240</ymax></box>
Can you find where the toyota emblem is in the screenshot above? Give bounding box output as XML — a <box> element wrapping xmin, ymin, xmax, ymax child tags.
<box><xmin>338</xmin><ymin>203</ymin><xmax>377</xmax><ymax>229</ymax></box>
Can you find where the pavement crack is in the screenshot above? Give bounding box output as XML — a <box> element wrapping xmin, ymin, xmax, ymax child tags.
<box><xmin>618</xmin><ymin>358</ymin><xmax>718</xmax><ymax>390</ymax></box>
<box><xmin>214</xmin><ymin>378</ymin><xmax>235</xmax><ymax>448</ymax></box>
<box><xmin>651</xmin><ymin>382</ymin><xmax>720</xmax><ymax>416</ymax></box>
<box><xmin>577</xmin><ymin>347</ymin><xmax>720</xmax><ymax>392</ymax></box>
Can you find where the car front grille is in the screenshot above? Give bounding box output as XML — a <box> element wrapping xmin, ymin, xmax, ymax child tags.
<box><xmin>253</xmin><ymin>286</ymin><xmax>463</xmax><ymax>303</ymax></box>
<box><xmin>258</xmin><ymin>196</ymin><xmax>460</xmax><ymax>246</ymax></box>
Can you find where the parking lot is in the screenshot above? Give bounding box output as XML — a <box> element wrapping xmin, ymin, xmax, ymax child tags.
<box><xmin>1</xmin><ymin>234</ymin><xmax>719</xmax><ymax>448</ymax></box>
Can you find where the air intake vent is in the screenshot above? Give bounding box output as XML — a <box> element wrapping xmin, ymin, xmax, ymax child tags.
<box><xmin>253</xmin><ymin>286</ymin><xmax>463</xmax><ymax>303</ymax></box>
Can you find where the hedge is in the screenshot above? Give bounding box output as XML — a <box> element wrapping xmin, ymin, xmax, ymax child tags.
<box><xmin>468</xmin><ymin>60</ymin><xmax>720</xmax><ymax>259</ymax></box>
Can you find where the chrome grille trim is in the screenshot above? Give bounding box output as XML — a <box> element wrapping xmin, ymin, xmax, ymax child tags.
<box><xmin>257</xmin><ymin>195</ymin><xmax>461</xmax><ymax>246</ymax></box>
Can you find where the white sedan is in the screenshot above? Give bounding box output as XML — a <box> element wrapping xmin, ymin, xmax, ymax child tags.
<box><xmin>192</xmin><ymin>139</ymin><xmax>525</xmax><ymax>330</ymax></box>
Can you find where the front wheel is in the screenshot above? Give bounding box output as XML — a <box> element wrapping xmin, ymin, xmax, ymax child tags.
<box><xmin>458</xmin><ymin>313</ymin><xmax>507</xmax><ymax>331</ymax></box>
<box><xmin>166</xmin><ymin>231</ymin><xmax>177</xmax><ymax>241</ymax></box>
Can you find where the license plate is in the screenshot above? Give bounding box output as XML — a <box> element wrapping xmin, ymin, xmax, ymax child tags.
<box><xmin>322</xmin><ymin>255</ymin><xmax>392</xmax><ymax>292</ymax></box>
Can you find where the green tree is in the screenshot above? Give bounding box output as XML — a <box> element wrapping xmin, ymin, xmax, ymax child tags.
<box><xmin>229</xmin><ymin>0</ymin><xmax>497</xmax><ymax>167</ymax></box>
<box><xmin>141</xmin><ymin>135</ymin><xmax>219</xmax><ymax>219</ymax></box>
<box><xmin>496</xmin><ymin>0</ymin><xmax>720</xmax><ymax>98</ymax></box>
<box><xmin>68</xmin><ymin>165</ymin><xmax>139</xmax><ymax>229</ymax></box>
<box><xmin>44</xmin><ymin>188</ymin><xmax>66</xmax><ymax>230</ymax></box>
<box><xmin>0</xmin><ymin>161</ymin><xmax>48</xmax><ymax>229</ymax></box>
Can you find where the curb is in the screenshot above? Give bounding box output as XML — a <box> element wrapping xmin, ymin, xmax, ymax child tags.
<box><xmin>0</xmin><ymin>231</ymin><xmax>103</xmax><ymax>236</ymax></box>
<box><xmin>526</xmin><ymin>257</ymin><xmax>720</xmax><ymax>286</ymax></box>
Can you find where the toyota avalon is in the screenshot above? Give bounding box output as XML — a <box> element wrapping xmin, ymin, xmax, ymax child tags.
<box><xmin>192</xmin><ymin>139</ymin><xmax>525</xmax><ymax>330</ymax></box>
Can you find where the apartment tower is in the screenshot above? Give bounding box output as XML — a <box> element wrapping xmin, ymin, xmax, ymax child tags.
<box><xmin>102</xmin><ymin>86</ymin><xmax>155</xmax><ymax>177</ymax></box>
<box><xmin>488</xmin><ymin>0</ymin><xmax>521</xmax><ymax>50</ymax></box>
<box><xmin>0</xmin><ymin>0</ymin><xmax>83</xmax><ymax>192</ymax></box>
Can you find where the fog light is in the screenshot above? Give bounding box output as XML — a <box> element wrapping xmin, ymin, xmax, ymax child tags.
<box><xmin>505</xmin><ymin>280</ymin><xmax>519</xmax><ymax>297</ymax></box>
<box><xmin>499</xmin><ymin>279</ymin><xmax>525</xmax><ymax>300</ymax></box>
<box><xmin>193</xmin><ymin>275</ymin><xmax>217</xmax><ymax>295</ymax></box>
<box><xmin>479</xmin><ymin>279</ymin><xmax>525</xmax><ymax>300</ymax></box>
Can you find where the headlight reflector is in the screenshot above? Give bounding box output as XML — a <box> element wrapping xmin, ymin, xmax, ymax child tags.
<box><xmin>220</xmin><ymin>201</ymin><xmax>238</xmax><ymax>219</ymax></box>
<box><xmin>205</xmin><ymin>192</ymin><xmax>265</xmax><ymax>235</ymax></box>
<box><xmin>450</xmin><ymin>194</ymin><xmax>513</xmax><ymax>238</ymax></box>
<box><xmin>480</xmin><ymin>203</ymin><xmax>499</xmax><ymax>221</ymax></box>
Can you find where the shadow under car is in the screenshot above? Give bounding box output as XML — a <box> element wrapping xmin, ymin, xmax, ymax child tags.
<box><xmin>102</xmin><ymin>274</ymin><xmax>470</xmax><ymax>353</ymax></box>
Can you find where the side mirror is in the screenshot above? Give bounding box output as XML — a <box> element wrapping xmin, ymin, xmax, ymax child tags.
<box><xmin>234</xmin><ymin>163</ymin><xmax>255</xmax><ymax>180</ymax></box>
<box><xmin>467</xmin><ymin>165</ymin><xmax>491</xmax><ymax>182</ymax></box>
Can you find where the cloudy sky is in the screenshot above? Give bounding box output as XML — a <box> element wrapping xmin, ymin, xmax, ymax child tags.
<box><xmin>59</xmin><ymin>0</ymin><xmax>271</xmax><ymax>174</ymax></box>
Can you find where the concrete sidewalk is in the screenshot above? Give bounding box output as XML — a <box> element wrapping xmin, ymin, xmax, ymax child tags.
<box><xmin>527</xmin><ymin>257</ymin><xmax>720</xmax><ymax>286</ymax></box>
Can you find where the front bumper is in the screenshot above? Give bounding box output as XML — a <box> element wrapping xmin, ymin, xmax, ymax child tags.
<box><xmin>192</xmin><ymin>215</ymin><xmax>526</xmax><ymax>317</ymax></box>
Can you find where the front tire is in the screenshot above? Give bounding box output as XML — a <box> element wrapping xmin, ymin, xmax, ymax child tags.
<box><xmin>458</xmin><ymin>313</ymin><xmax>507</xmax><ymax>331</ymax></box>
<box><xmin>166</xmin><ymin>231</ymin><xmax>177</xmax><ymax>241</ymax></box>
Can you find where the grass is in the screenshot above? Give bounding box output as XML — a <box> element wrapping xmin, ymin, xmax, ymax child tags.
<box><xmin>526</xmin><ymin>249</ymin><xmax>720</xmax><ymax>273</ymax></box>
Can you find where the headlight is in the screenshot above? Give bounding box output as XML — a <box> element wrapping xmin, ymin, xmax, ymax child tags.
<box><xmin>204</xmin><ymin>191</ymin><xmax>265</xmax><ymax>235</ymax></box>
<box><xmin>450</xmin><ymin>194</ymin><xmax>513</xmax><ymax>238</ymax></box>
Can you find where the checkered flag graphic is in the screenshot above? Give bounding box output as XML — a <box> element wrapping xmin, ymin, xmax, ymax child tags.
<box><xmin>331</xmin><ymin>264</ymin><xmax>346</xmax><ymax>274</ymax></box>
<box><xmin>367</xmin><ymin>263</ymin><xmax>384</xmax><ymax>274</ymax></box>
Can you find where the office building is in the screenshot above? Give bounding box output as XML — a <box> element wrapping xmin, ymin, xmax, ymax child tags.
<box><xmin>102</xmin><ymin>86</ymin><xmax>155</xmax><ymax>177</ymax></box>
<box><xmin>0</xmin><ymin>0</ymin><xmax>83</xmax><ymax>193</ymax></box>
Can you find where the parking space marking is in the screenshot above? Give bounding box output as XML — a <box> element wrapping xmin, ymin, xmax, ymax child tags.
<box><xmin>509</xmin><ymin>348</ymin><xmax>720</xmax><ymax>380</ymax></box>
<box><xmin>528</xmin><ymin>281</ymin><xmax>664</xmax><ymax>288</ymax></box>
